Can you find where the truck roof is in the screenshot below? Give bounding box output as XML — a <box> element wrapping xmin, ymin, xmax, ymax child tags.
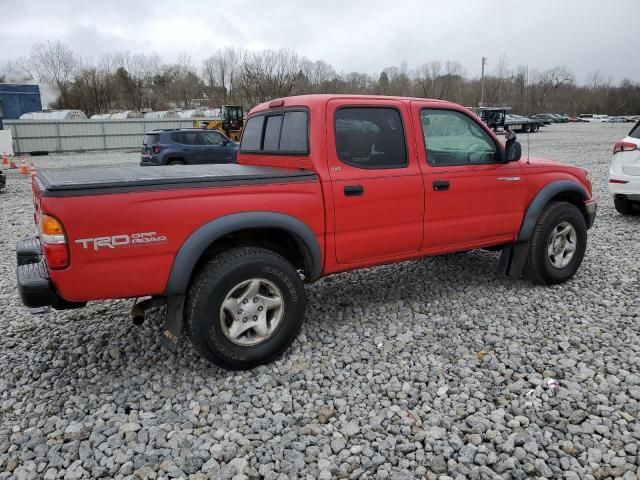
<box><xmin>249</xmin><ymin>94</ymin><xmax>456</xmax><ymax>115</ymax></box>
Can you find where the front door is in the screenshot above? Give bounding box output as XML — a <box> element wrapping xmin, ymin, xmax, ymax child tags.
<box><xmin>198</xmin><ymin>131</ymin><xmax>231</xmax><ymax>163</ymax></box>
<box><xmin>327</xmin><ymin>100</ymin><xmax>425</xmax><ymax>264</ymax></box>
<box><xmin>412</xmin><ymin>104</ymin><xmax>525</xmax><ymax>252</ymax></box>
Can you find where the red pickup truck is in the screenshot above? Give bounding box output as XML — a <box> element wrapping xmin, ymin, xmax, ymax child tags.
<box><xmin>17</xmin><ymin>95</ymin><xmax>596</xmax><ymax>369</ymax></box>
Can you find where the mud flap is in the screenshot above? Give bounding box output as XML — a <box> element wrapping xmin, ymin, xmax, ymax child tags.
<box><xmin>497</xmin><ymin>242</ymin><xmax>530</xmax><ymax>278</ymax></box>
<box><xmin>163</xmin><ymin>295</ymin><xmax>185</xmax><ymax>351</ymax></box>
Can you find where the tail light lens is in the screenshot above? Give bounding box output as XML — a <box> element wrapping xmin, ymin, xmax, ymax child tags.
<box><xmin>613</xmin><ymin>141</ymin><xmax>637</xmax><ymax>154</ymax></box>
<box><xmin>40</xmin><ymin>214</ymin><xmax>69</xmax><ymax>269</ymax></box>
<box><xmin>152</xmin><ymin>146</ymin><xmax>162</xmax><ymax>154</ymax></box>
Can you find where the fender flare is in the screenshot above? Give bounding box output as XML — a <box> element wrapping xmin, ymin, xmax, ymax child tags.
<box><xmin>164</xmin><ymin>212</ymin><xmax>322</xmax><ymax>296</ymax></box>
<box><xmin>517</xmin><ymin>180</ymin><xmax>588</xmax><ymax>241</ymax></box>
<box><xmin>499</xmin><ymin>180</ymin><xmax>589</xmax><ymax>278</ymax></box>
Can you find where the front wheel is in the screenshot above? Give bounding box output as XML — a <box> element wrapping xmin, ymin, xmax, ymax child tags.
<box><xmin>185</xmin><ymin>247</ymin><xmax>306</xmax><ymax>369</ymax></box>
<box><xmin>524</xmin><ymin>201</ymin><xmax>587</xmax><ymax>285</ymax></box>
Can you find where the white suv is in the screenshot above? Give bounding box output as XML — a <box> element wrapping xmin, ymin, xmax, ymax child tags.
<box><xmin>609</xmin><ymin>121</ymin><xmax>640</xmax><ymax>214</ymax></box>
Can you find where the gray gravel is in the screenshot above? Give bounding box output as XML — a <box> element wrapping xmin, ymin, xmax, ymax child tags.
<box><xmin>1</xmin><ymin>123</ymin><xmax>639</xmax><ymax>479</ymax></box>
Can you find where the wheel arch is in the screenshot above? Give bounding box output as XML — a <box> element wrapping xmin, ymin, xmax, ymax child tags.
<box><xmin>164</xmin><ymin>212</ymin><xmax>322</xmax><ymax>296</ymax></box>
<box><xmin>517</xmin><ymin>180</ymin><xmax>589</xmax><ymax>241</ymax></box>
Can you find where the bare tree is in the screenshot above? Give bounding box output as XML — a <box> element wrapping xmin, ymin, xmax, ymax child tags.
<box><xmin>18</xmin><ymin>40</ymin><xmax>79</xmax><ymax>107</ymax></box>
<box><xmin>236</xmin><ymin>49</ymin><xmax>301</xmax><ymax>105</ymax></box>
<box><xmin>202</xmin><ymin>47</ymin><xmax>244</xmax><ymax>105</ymax></box>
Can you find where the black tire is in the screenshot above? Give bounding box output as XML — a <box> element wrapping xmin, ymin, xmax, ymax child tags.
<box><xmin>523</xmin><ymin>201</ymin><xmax>587</xmax><ymax>285</ymax></box>
<box><xmin>168</xmin><ymin>159</ymin><xmax>185</xmax><ymax>166</ymax></box>
<box><xmin>185</xmin><ymin>247</ymin><xmax>306</xmax><ymax>369</ymax></box>
<box><xmin>614</xmin><ymin>196</ymin><xmax>638</xmax><ymax>215</ymax></box>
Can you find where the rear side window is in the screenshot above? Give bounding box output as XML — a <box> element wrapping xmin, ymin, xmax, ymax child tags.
<box><xmin>143</xmin><ymin>134</ymin><xmax>159</xmax><ymax>145</ymax></box>
<box><xmin>629</xmin><ymin>121</ymin><xmax>640</xmax><ymax>139</ymax></box>
<box><xmin>172</xmin><ymin>132</ymin><xmax>200</xmax><ymax>145</ymax></box>
<box><xmin>334</xmin><ymin>107</ymin><xmax>407</xmax><ymax>169</ymax></box>
<box><xmin>240</xmin><ymin>110</ymin><xmax>309</xmax><ymax>154</ymax></box>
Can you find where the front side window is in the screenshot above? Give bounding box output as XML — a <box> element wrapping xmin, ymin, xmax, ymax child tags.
<box><xmin>421</xmin><ymin>109</ymin><xmax>498</xmax><ymax>166</ymax></box>
<box><xmin>334</xmin><ymin>107</ymin><xmax>407</xmax><ymax>169</ymax></box>
<box><xmin>200</xmin><ymin>131</ymin><xmax>225</xmax><ymax>145</ymax></box>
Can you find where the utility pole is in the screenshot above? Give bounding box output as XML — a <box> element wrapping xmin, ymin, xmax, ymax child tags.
<box><xmin>480</xmin><ymin>56</ymin><xmax>487</xmax><ymax>106</ymax></box>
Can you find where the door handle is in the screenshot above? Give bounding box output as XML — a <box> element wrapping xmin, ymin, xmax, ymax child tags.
<box><xmin>344</xmin><ymin>185</ymin><xmax>364</xmax><ymax>196</ymax></box>
<box><xmin>433</xmin><ymin>180</ymin><xmax>450</xmax><ymax>191</ymax></box>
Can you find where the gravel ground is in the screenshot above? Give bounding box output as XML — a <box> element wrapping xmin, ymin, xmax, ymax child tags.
<box><xmin>1</xmin><ymin>123</ymin><xmax>639</xmax><ymax>480</ymax></box>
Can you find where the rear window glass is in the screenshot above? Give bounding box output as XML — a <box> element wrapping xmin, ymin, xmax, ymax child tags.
<box><xmin>241</xmin><ymin>116</ymin><xmax>264</xmax><ymax>151</ymax></box>
<box><xmin>629</xmin><ymin>121</ymin><xmax>640</xmax><ymax>139</ymax></box>
<box><xmin>280</xmin><ymin>111</ymin><xmax>308</xmax><ymax>152</ymax></box>
<box><xmin>143</xmin><ymin>134</ymin><xmax>159</xmax><ymax>145</ymax></box>
<box><xmin>240</xmin><ymin>110</ymin><xmax>309</xmax><ymax>154</ymax></box>
<box><xmin>263</xmin><ymin>115</ymin><xmax>283</xmax><ymax>151</ymax></box>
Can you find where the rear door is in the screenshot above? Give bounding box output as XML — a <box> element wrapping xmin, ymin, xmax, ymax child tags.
<box><xmin>412</xmin><ymin>103</ymin><xmax>525</xmax><ymax>252</ymax></box>
<box><xmin>327</xmin><ymin>99</ymin><xmax>424</xmax><ymax>264</ymax></box>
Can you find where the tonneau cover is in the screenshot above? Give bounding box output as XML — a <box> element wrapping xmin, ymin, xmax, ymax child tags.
<box><xmin>37</xmin><ymin>164</ymin><xmax>317</xmax><ymax>196</ymax></box>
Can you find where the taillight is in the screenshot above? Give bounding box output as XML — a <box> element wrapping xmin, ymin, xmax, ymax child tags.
<box><xmin>152</xmin><ymin>146</ymin><xmax>161</xmax><ymax>154</ymax></box>
<box><xmin>613</xmin><ymin>141</ymin><xmax>637</xmax><ymax>154</ymax></box>
<box><xmin>40</xmin><ymin>214</ymin><xmax>69</xmax><ymax>269</ymax></box>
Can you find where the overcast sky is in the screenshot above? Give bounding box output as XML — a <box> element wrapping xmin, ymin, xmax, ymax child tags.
<box><xmin>2</xmin><ymin>0</ymin><xmax>638</xmax><ymax>84</ymax></box>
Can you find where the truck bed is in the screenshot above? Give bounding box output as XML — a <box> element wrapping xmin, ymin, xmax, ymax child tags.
<box><xmin>36</xmin><ymin>164</ymin><xmax>318</xmax><ymax>196</ymax></box>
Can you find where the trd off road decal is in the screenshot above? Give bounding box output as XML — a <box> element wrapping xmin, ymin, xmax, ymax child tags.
<box><xmin>75</xmin><ymin>232</ymin><xmax>168</xmax><ymax>251</ymax></box>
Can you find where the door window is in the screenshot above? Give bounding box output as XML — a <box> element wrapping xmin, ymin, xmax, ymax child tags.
<box><xmin>334</xmin><ymin>107</ymin><xmax>407</xmax><ymax>169</ymax></box>
<box><xmin>171</xmin><ymin>131</ymin><xmax>200</xmax><ymax>145</ymax></box>
<box><xmin>421</xmin><ymin>109</ymin><xmax>498</xmax><ymax>166</ymax></box>
<box><xmin>200</xmin><ymin>131</ymin><xmax>225</xmax><ymax>145</ymax></box>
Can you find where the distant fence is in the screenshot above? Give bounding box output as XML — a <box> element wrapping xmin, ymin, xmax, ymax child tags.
<box><xmin>4</xmin><ymin>119</ymin><xmax>197</xmax><ymax>154</ymax></box>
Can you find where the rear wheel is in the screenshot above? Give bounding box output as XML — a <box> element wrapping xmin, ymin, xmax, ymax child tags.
<box><xmin>185</xmin><ymin>247</ymin><xmax>306</xmax><ymax>369</ymax></box>
<box><xmin>614</xmin><ymin>196</ymin><xmax>639</xmax><ymax>215</ymax></box>
<box><xmin>524</xmin><ymin>202</ymin><xmax>587</xmax><ymax>285</ymax></box>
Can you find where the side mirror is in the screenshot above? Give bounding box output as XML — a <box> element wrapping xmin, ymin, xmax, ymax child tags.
<box><xmin>222</xmin><ymin>139</ymin><xmax>230</xmax><ymax>146</ymax></box>
<box><xmin>505</xmin><ymin>138</ymin><xmax>522</xmax><ymax>162</ymax></box>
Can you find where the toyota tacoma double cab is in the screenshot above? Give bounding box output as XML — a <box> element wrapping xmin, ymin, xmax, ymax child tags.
<box><xmin>16</xmin><ymin>95</ymin><xmax>597</xmax><ymax>369</ymax></box>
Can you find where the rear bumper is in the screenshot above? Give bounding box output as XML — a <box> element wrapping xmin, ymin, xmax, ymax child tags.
<box><xmin>16</xmin><ymin>236</ymin><xmax>85</xmax><ymax>310</ymax></box>
<box><xmin>140</xmin><ymin>155</ymin><xmax>161</xmax><ymax>166</ymax></box>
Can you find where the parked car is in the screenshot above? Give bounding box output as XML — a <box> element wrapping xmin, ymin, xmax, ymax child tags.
<box><xmin>140</xmin><ymin>128</ymin><xmax>239</xmax><ymax>166</ymax></box>
<box><xmin>530</xmin><ymin>114</ymin><xmax>555</xmax><ymax>125</ymax></box>
<box><xmin>16</xmin><ymin>94</ymin><xmax>597</xmax><ymax>369</ymax></box>
<box><xmin>609</xmin><ymin>120</ymin><xmax>640</xmax><ymax>214</ymax></box>
<box><xmin>608</xmin><ymin>116</ymin><xmax>633</xmax><ymax>123</ymax></box>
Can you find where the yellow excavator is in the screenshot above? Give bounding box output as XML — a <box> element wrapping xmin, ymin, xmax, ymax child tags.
<box><xmin>193</xmin><ymin>105</ymin><xmax>244</xmax><ymax>141</ymax></box>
